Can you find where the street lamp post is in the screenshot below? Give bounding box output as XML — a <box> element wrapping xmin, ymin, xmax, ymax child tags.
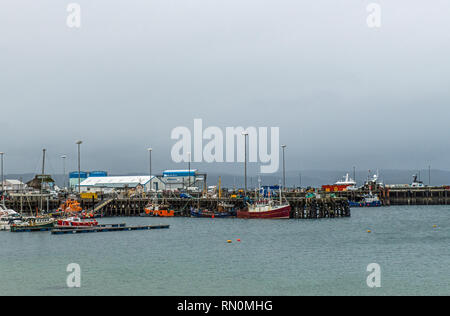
<box><xmin>242</xmin><ymin>131</ymin><xmax>248</xmax><ymax>196</ymax></box>
<box><xmin>0</xmin><ymin>152</ymin><xmax>4</xmax><ymax>198</ymax></box>
<box><xmin>61</xmin><ymin>155</ymin><xmax>67</xmax><ymax>191</ymax></box>
<box><xmin>187</xmin><ymin>152</ymin><xmax>191</xmax><ymax>189</ymax></box>
<box><xmin>281</xmin><ymin>145</ymin><xmax>286</xmax><ymax>190</ymax></box>
<box><xmin>429</xmin><ymin>165</ymin><xmax>431</xmax><ymax>187</ymax></box>
<box><xmin>76</xmin><ymin>141</ymin><xmax>82</xmax><ymax>195</ymax></box>
<box><xmin>147</xmin><ymin>148</ymin><xmax>152</xmax><ymax>193</ymax></box>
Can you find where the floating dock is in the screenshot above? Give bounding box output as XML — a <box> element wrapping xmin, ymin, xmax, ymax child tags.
<box><xmin>9</xmin><ymin>223</ymin><xmax>168</xmax><ymax>233</ymax></box>
<box><xmin>10</xmin><ymin>226</ymin><xmax>54</xmax><ymax>233</ymax></box>
<box><xmin>51</xmin><ymin>224</ymin><xmax>170</xmax><ymax>235</ymax></box>
<box><xmin>55</xmin><ymin>223</ymin><xmax>126</xmax><ymax>229</ymax></box>
<box><xmin>10</xmin><ymin>223</ymin><xmax>125</xmax><ymax>232</ymax></box>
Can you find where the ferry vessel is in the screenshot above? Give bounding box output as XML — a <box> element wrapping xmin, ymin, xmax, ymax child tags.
<box><xmin>322</xmin><ymin>173</ymin><xmax>357</xmax><ymax>192</ymax></box>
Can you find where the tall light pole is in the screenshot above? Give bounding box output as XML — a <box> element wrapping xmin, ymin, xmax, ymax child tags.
<box><xmin>0</xmin><ymin>152</ymin><xmax>4</xmax><ymax>198</ymax></box>
<box><xmin>281</xmin><ymin>144</ymin><xmax>286</xmax><ymax>190</ymax></box>
<box><xmin>61</xmin><ymin>155</ymin><xmax>67</xmax><ymax>191</ymax></box>
<box><xmin>76</xmin><ymin>141</ymin><xmax>82</xmax><ymax>195</ymax></box>
<box><xmin>147</xmin><ymin>148</ymin><xmax>152</xmax><ymax>193</ymax></box>
<box><xmin>187</xmin><ymin>151</ymin><xmax>191</xmax><ymax>189</ymax></box>
<box><xmin>242</xmin><ymin>131</ymin><xmax>248</xmax><ymax>196</ymax></box>
<box><xmin>428</xmin><ymin>165</ymin><xmax>431</xmax><ymax>187</ymax></box>
<box><xmin>40</xmin><ymin>149</ymin><xmax>46</xmax><ymax>211</ymax></box>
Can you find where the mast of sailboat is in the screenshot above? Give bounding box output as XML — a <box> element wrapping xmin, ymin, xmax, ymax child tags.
<box><xmin>40</xmin><ymin>149</ymin><xmax>46</xmax><ymax>212</ymax></box>
<box><xmin>279</xmin><ymin>183</ymin><xmax>282</xmax><ymax>206</ymax></box>
<box><xmin>258</xmin><ymin>176</ymin><xmax>261</xmax><ymax>201</ymax></box>
<box><xmin>218</xmin><ymin>176</ymin><xmax>221</xmax><ymax>199</ymax></box>
<box><xmin>20</xmin><ymin>176</ymin><xmax>23</xmax><ymax>215</ymax></box>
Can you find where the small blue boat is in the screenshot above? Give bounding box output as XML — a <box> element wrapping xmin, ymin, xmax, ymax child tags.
<box><xmin>190</xmin><ymin>203</ymin><xmax>236</xmax><ymax>218</ymax></box>
<box><xmin>349</xmin><ymin>194</ymin><xmax>382</xmax><ymax>207</ymax></box>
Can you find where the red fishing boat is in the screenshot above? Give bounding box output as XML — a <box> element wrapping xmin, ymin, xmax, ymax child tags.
<box><xmin>237</xmin><ymin>201</ymin><xmax>291</xmax><ymax>219</ymax></box>
<box><xmin>237</xmin><ymin>186</ymin><xmax>291</xmax><ymax>219</ymax></box>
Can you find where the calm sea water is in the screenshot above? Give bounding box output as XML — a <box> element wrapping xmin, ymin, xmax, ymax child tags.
<box><xmin>0</xmin><ymin>205</ymin><xmax>449</xmax><ymax>296</ymax></box>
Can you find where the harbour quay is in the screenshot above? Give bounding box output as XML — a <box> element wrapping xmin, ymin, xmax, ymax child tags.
<box><xmin>4</xmin><ymin>195</ymin><xmax>351</xmax><ymax>219</ymax></box>
<box><xmin>328</xmin><ymin>186</ymin><xmax>450</xmax><ymax>206</ymax></box>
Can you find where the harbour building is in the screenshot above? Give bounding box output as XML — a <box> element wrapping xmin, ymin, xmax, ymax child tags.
<box><xmin>69</xmin><ymin>171</ymin><xmax>107</xmax><ymax>190</ymax></box>
<box><xmin>162</xmin><ymin>169</ymin><xmax>206</xmax><ymax>192</ymax></box>
<box><xmin>78</xmin><ymin>175</ymin><xmax>165</xmax><ymax>194</ymax></box>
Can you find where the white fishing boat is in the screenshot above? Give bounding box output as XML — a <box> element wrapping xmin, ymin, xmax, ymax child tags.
<box><xmin>411</xmin><ymin>174</ymin><xmax>425</xmax><ymax>188</ymax></box>
<box><xmin>0</xmin><ymin>204</ymin><xmax>22</xmax><ymax>231</ymax></box>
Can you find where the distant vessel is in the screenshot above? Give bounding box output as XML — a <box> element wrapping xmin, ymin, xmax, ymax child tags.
<box><xmin>0</xmin><ymin>204</ymin><xmax>22</xmax><ymax>231</ymax></box>
<box><xmin>365</xmin><ymin>170</ymin><xmax>383</xmax><ymax>188</ymax></box>
<box><xmin>349</xmin><ymin>193</ymin><xmax>382</xmax><ymax>207</ymax></box>
<box><xmin>322</xmin><ymin>173</ymin><xmax>357</xmax><ymax>192</ymax></box>
<box><xmin>411</xmin><ymin>174</ymin><xmax>425</xmax><ymax>188</ymax></box>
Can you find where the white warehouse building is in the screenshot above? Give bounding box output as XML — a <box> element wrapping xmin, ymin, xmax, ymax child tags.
<box><xmin>78</xmin><ymin>175</ymin><xmax>165</xmax><ymax>193</ymax></box>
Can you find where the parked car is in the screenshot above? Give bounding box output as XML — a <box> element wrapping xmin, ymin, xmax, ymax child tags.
<box><xmin>180</xmin><ymin>193</ymin><xmax>193</xmax><ymax>199</ymax></box>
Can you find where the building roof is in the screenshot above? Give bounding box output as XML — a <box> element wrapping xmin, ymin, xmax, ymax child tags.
<box><xmin>163</xmin><ymin>169</ymin><xmax>197</xmax><ymax>177</ymax></box>
<box><xmin>4</xmin><ymin>179</ymin><xmax>25</xmax><ymax>185</ymax></box>
<box><xmin>80</xmin><ymin>176</ymin><xmax>158</xmax><ymax>188</ymax></box>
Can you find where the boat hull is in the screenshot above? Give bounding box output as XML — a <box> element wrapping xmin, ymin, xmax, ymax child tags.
<box><xmin>349</xmin><ymin>201</ymin><xmax>382</xmax><ymax>207</ymax></box>
<box><xmin>57</xmin><ymin>219</ymin><xmax>98</xmax><ymax>227</ymax></box>
<box><xmin>143</xmin><ymin>209</ymin><xmax>175</xmax><ymax>217</ymax></box>
<box><xmin>10</xmin><ymin>221</ymin><xmax>54</xmax><ymax>232</ymax></box>
<box><xmin>237</xmin><ymin>205</ymin><xmax>291</xmax><ymax>219</ymax></box>
<box><xmin>190</xmin><ymin>209</ymin><xmax>235</xmax><ymax>218</ymax></box>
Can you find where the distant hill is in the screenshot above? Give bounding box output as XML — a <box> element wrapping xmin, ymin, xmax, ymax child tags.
<box><xmin>5</xmin><ymin>169</ymin><xmax>449</xmax><ymax>189</ymax></box>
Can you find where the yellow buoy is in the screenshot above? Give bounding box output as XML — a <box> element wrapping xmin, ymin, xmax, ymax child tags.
<box><xmin>433</xmin><ymin>225</ymin><xmax>437</xmax><ymax>228</ymax></box>
<box><xmin>367</xmin><ymin>230</ymin><xmax>372</xmax><ymax>233</ymax></box>
<box><xmin>227</xmin><ymin>240</ymin><xmax>232</xmax><ymax>243</ymax></box>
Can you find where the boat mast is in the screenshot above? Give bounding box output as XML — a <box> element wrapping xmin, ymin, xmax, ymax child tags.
<box><xmin>258</xmin><ymin>176</ymin><xmax>261</xmax><ymax>201</ymax></box>
<box><xmin>279</xmin><ymin>183</ymin><xmax>282</xmax><ymax>206</ymax></box>
<box><xmin>40</xmin><ymin>149</ymin><xmax>46</xmax><ymax>212</ymax></box>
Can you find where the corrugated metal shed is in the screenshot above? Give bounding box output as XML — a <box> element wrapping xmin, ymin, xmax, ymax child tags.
<box><xmin>80</xmin><ymin>176</ymin><xmax>154</xmax><ymax>188</ymax></box>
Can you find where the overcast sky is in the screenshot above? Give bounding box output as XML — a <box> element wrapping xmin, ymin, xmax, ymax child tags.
<box><xmin>1</xmin><ymin>0</ymin><xmax>449</xmax><ymax>176</ymax></box>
